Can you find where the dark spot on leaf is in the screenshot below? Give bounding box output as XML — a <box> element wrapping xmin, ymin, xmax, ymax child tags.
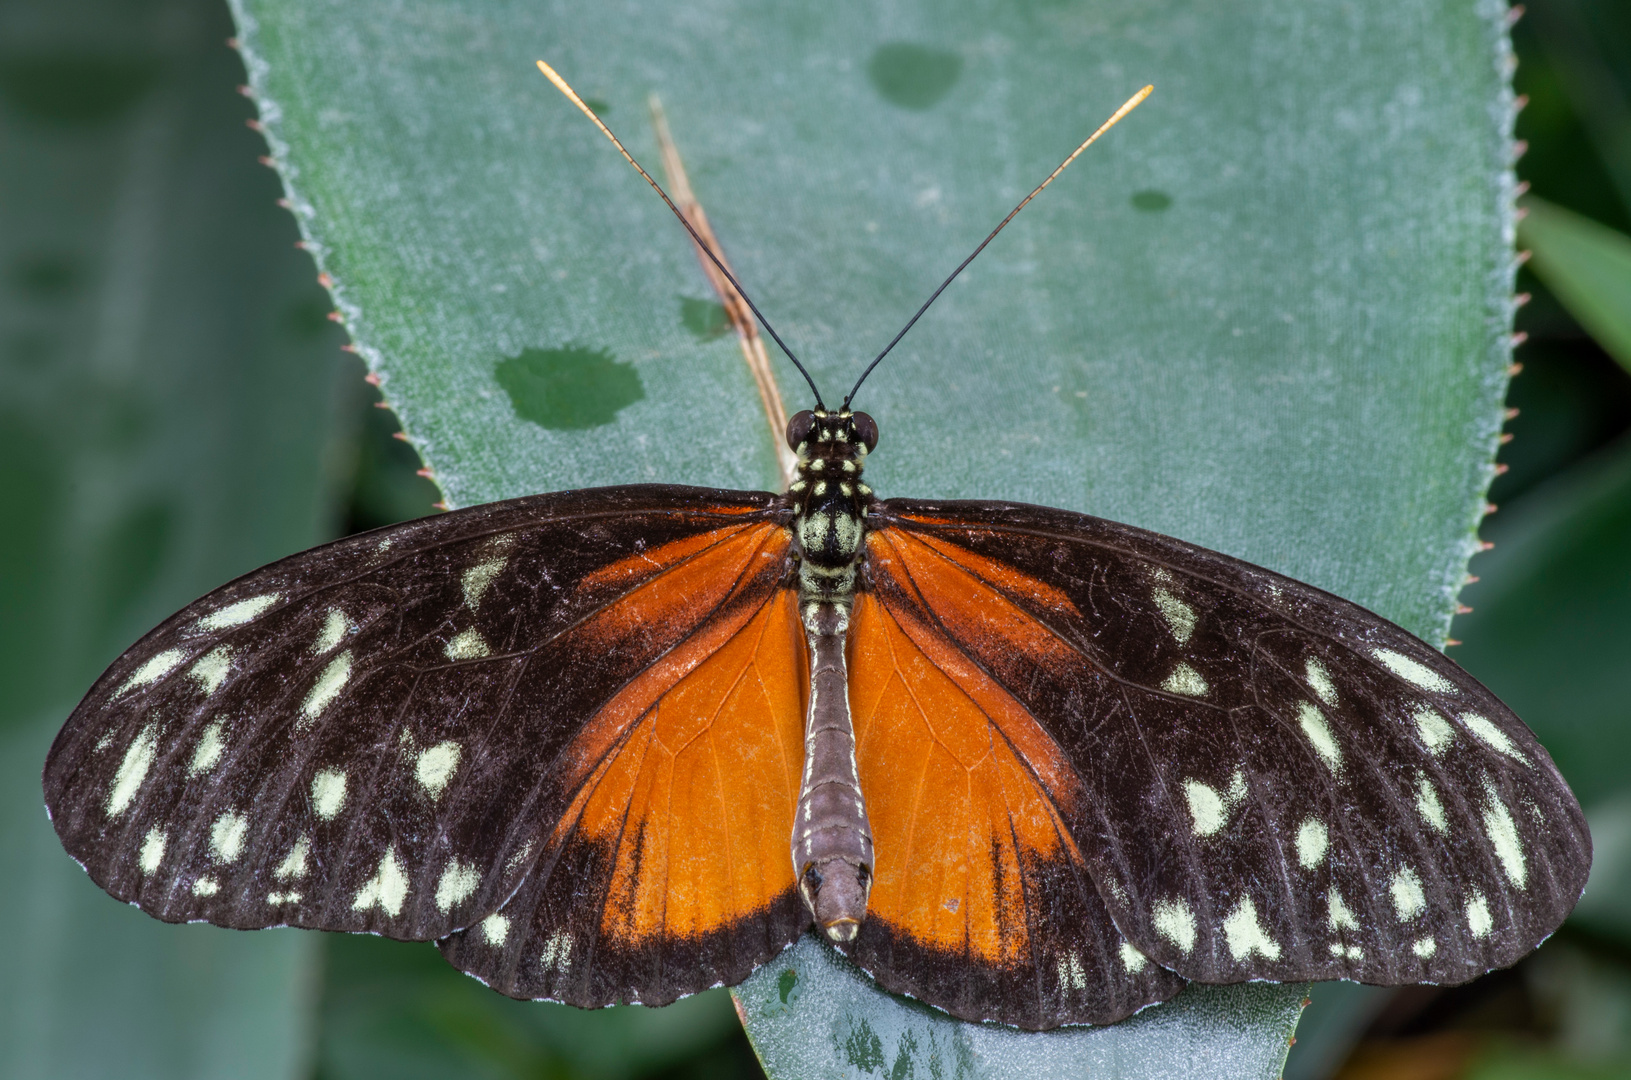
<box><xmin>867</xmin><ymin>43</ymin><xmax>962</xmax><ymax>111</ymax></box>
<box><xmin>94</xmin><ymin>501</ymin><xmax>175</xmax><ymax>641</ymax></box>
<box><xmin>680</xmin><ymin>296</ymin><xmax>731</xmax><ymax>340</ymax></box>
<box><xmin>496</xmin><ymin>345</ymin><xmax>644</xmax><ymax>431</ymax></box>
<box><xmin>1131</xmin><ymin>189</ymin><xmax>1173</xmax><ymax>212</ymax></box>
<box><xmin>844</xmin><ymin>1017</ymin><xmax>886</xmax><ymax>1071</ymax></box>
<box><xmin>582</xmin><ymin>97</ymin><xmax>611</xmax><ymax>114</ymax></box>
<box><xmin>0</xmin><ymin>55</ymin><xmax>162</xmax><ymax>126</ymax></box>
<box><xmin>776</xmin><ymin>967</ymin><xmax>799</xmax><ymax>1004</ymax></box>
<box><xmin>890</xmin><ymin>1028</ymin><xmax>920</xmax><ymax>1080</ymax></box>
<box><xmin>11</xmin><ymin>252</ymin><xmax>82</xmax><ymax>298</ymax></box>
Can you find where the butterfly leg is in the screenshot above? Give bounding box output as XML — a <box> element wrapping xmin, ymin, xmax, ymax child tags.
<box><xmin>792</xmin><ymin>600</ymin><xmax>874</xmax><ymax>942</ymax></box>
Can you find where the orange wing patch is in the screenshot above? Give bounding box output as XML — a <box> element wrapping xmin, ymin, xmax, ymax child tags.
<box><xmin>552</xmin><ymin>549</ymin><xmax>805</xmax><ymax>945</ymax></box>
<box><xmin>848</xmin><ymin>586</ymin><xmax>1085</xmax><ymax>967</ymax></box>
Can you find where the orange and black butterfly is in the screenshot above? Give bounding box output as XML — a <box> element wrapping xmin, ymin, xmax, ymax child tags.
<box><xmin>43</xmin><ymin>66</ymin><xmax>1589</xmax><ymax>1033</ymax></box>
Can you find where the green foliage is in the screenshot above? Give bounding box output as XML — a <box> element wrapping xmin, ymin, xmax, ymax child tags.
<box><xmin>1519</xmin><ymin>198</ymin><xmax>1631</xmax><ymax>375</ymax></box>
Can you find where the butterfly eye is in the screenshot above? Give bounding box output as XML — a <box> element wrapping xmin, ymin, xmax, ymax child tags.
<box><xmin>851</xmin><ymin>412</ymin><xmax>879</xmax><ymax>453</ymax></box>
<box><xmin>786</xmin><ymin>410</ymin><xmax>815</xmax><ymax>450</ymax></box>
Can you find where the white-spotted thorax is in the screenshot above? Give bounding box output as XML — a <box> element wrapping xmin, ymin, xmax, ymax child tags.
<box><xmin>785</xmin><ymin>408</ymin><xmax>878</xmax><ymax>624</ymax></box>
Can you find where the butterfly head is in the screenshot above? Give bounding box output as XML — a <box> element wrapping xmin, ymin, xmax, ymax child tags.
<box><xmin>785</xmin><ymin>408</ymin><xmax>877</xmax><ymax>487</ymax></box>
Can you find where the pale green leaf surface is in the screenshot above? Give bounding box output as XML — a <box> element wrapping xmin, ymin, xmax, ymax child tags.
<box><xmin>1519</xmin><ymin>197</ymin><xmax>1631</xmax><ymax>375</ymax></box>
<box><xmin>230</xmin><ymin>0</ymin><xmax>1520</xmax><ymax>1073</ymax></box>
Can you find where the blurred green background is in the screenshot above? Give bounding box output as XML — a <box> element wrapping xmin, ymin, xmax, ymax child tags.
<box><xmin>2</xmin><ymin>0</ymin><xmax>1627</xmax><ymax>1077</ymax></box>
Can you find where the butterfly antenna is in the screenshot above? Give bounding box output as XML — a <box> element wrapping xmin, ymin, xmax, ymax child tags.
<box><xmin>537</xmin><ymin>62</ymin><xmax>825</xmax><ymax>409</ymax></box>
<box><xmin>844</xmin><ymin>84</ymin><xmax>1153</xmax><ymax>408</ymax></box>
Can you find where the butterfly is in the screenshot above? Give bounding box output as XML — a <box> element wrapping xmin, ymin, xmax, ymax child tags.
<box><xmin>43</xmin><ymin>65</ymin><xmax>1590</xmax><ymax>1033</ymax></box>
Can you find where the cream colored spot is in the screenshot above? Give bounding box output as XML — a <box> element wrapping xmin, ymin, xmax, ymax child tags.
<box><xmin>211</xmin><ymin>811</ymin><xmax>249</xmax><ymax>863</ymax></box>
<box><xmin>314</xmin><ymin>607</ymin><xmax>348</xmax><ymax>653</ymax></box>
<box><xmin>462</xmin><ymin>557</ymin><xmax>509</xmax><ymax>609</ymax></box>
<box><xmin>1466</xmin><ymin>892</ymin><xmax>1493</xmax><ymax>939</ymax></box>
<box><xmin>1328</xmin><ymin>889</ymin><xmax>1359</xmax><ymax>931</ymax></box>
<box><xmin>311</xmin><ymin>769</ymin><xmax>348</xmax><ymax>820</ymax></box>
<box><xmin>1463</xmin><ymin>713</ymin><xmax>1529</xmax><ymax>764</ymax></box>
<box><xmin>1297</xmin><ymin>701</ymin><xmax>1342</xmax><ymax>770</ymax></box>
<box><xmin>1185</xmin><ymin>771</ymin><xmax>1247</xmax><ymax>837</ymax></box>
<box><xmin>1305</xmin><ymin>657</ymin><xmax>1338</xmax><ymax>706</ymax></box>
<box><xmin>1415</xmin><ymin>706</ymin><xmax>1454</xmax><ymax>755</ymax></box>
<box><xmin>267</xmin><ymin>891</ymin><xmax>302</xmax><ymax>905</ymax></box>
<box><xmin>106</xmin><ymin>725</ymin><xmax>158</xmax><ymax>817</ymax></box>
<box><xmin>444</xmin><ymin>628</ymin><xmax>491</xmax><ymax>661</ymax></box>
<box><xmin>1329</xmin><ymin>942</ymin><xmax>1364</xmax><ymax>961</ymax></box>
<box><xmin>1373</xmin><ymin>648</ymin><xmax>1453</xmax><ymax>693</ymax></box>
<box><xmin>189</xmin><ymin>719</ymin><xmax>226</xmax><ymax>776</ymax></box>
<box><xmin>353</xmin><ymin>848</ymin><xmax>409</xmax><ymax>916</ymax></box>
<box><xmin>1413</xmin><ymin>936</ymin><xmax>1437</xmax><ymax>959</ymax></box>
<box><xmin>139</xmin><ymin>827</ymin><xmax>167</xmax><ymax>874</ymax></box>
<box><xmin>1223</xmin><ymin>896</ymin><xmax>1281</xmax><ymax>962</ymax></box>
<box><xmin>1296</xmin><ymin>818</ymin><xmax>1329</xmax><ymax>869</ymax></box>
<box><xmin>189</xmin><ymin>647</ymin><xmax>233</xmax><ymax>695</ymax></box>
<box><xmin>301</xmin><ymin>650</ymin><xmax>352</xmax><ymax>723</ymax></box>
<box><xmin>415</xmin><ymin>741</ymin><xmax>462</xmax><ymax>798</ymax></box>
<box><xmin>1416</xmin><ymin>775</ymin><xmax>1448</xmax><ymax>832</ymax></box>
<box><xmin>1120</xmin><ymin>941</ymin><xmax>1149</xmax><ymax>972</ymax></box>
<box><xmin>1391</xmin><ymin>867</ymin><xmax>1426</xmax><ymax>920</ymax></box>
<box><xmin>116</xmin><ymin>649</ymin><xmax>186</xmax><ymax>698</ymax></box>
<box><xmin>541</xmin><ymin>930</ymin><xmax>574</xmax><ymax>972</ymax></box>
<box><xmin>1153</xmin><ymin>898</ymin><xmax>1197</xmax><ymax>953</ymax></box>
<box><xmin>275</xmin><ymin>837</ymin><xmax>310</xmax><ymax>880</ymax></box>
<box><xmin>1153</xmin><ymin>585</ymin><xmax>1197</xmax><ymax>645</ymax></box>
<box><xmin>1056</xmin><ymin>952</ymin><xmax>1088</xmax><ymax>991</ymax></box>
<box><xmin>1162</xmin><ymin>663</ymin><xmax>1209</xmax><ymax>697</ymax></box>
<box><xmin>435</xmin><ymin>859</ymin><xmax>481</xmax><ymax>912</ymax></box>
<box><xmin>196</xmin><ymin>594</ymin><xmax>279</xmax><ymax>631</ymax></box>
<box><xmin>480</xmin><ymin>912</ymin><xmax>510</xmax><ymax>947</ymax></box>
<box><xmin>1482</xmin><ymin>784</ymin><xmax>1526</xmax><ymax>886</ymax></box>
<box><xmin>193</xmin><ymin>877</ymin><xmax>219</xmax><ymax>897</ymax></box>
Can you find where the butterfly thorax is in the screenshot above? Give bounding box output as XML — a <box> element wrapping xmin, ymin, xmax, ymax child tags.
<box><xmin>786</xmin><ymin>408</ymin><xmax>876</xmax><ymax>611</ymax></box>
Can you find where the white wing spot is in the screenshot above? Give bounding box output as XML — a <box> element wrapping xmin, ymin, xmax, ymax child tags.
<box><xmin>1415</xmin><ymin>706</ymin><xmax>1454</xmax><ymax>755</ymax></box>
<box><xmin>275</xmin><ymin>836</ymin><xmax>310</xmax><ymax>880</ymax></box>
<box><xmin>1120</xmin><ymin>941</ymin><xmax>1149</xmax><ymax>973</ymax></box>
<box><xmin>1153</xmin><ymin>898</ymin><xmax>1197</xmax><ymax>953</ymax></box>
<box><xmin>479</xmin><ymin>912</ymin><xmax>510</xmax><ymax>947</ymax></box>
<box><xmin>353</xmin><ymin>848</ymin><xmax>409</xmax><ymax>916</ymax></box>
<box><xmin>314</xmin><ymin>607</ymin><xmax>348</xmax><ymax>653</ymax></box>
<box><xmin>189</xmin><ymin>719</ymin><xmax>226</xmax><ymax>776</ymax></box>
<box><xmin>139</xmin><ymin>827</ymin><xmax>167</xmax><ymax>874</ymax></box>
<box><xmin>211</xmin><ymin>811</ymin><xmax>249</xmax><ymax>863</ymax></box>
<box><xmin>462</xmin><ymin>556</ymin><xmax>509</xmax><ymax>609</ymax></box>
<box><xmin>1328</xmin><ymin>889</ymin><xmax>1359</xmax><ymax>931</ymax></box>
<box><xmin>301</xmin><ymin>650</ymin><xmax>353</xmax><ymax>724</ymax></box>
<box><xmin>193</xmin><ymin>877</ymin><xmax>220</xmax><ymax>897</ymax></box>
<box><xmin>115</xmin><ymin>649</ymin><xmax>186</xmax><ymax>698</ymax></box>
<box><xmin>1297</xmin><ymin>701</ymin><xmax>1342</xmax><ymax>771</ymax></box>
<box><xmin>1162</xmin><ymin>663</ymin><xmax>1209</xmax><ymax>697</ymax></box>
<box><xmin>1462</xmin><ymin>713</ymin><xmax>1530</xmax><ymax>765</ymax></box>
<box><xmin>196</xmin><ymin>594</ymin><xmax>279</xmax><ymax>631</ymax></box>
<box><xmin>1152</xmin><ymin>585</ymin><xmax>1197</xmax><ymax>645</ymax></box>
<box><xmin>267</xmin><ymin>891</ymin><xmax>302</xmax><ymax>905</ymax></box>
<box><xmin>1391</xmin><ymin>867</ymin><xmax>1426</xmax><ymax>920</ymax></box>
<box><xmin>1056</xmin><ymin>952</ymin><xmax>1088</xmax><ymax>991</ymax></box>
<box><xmin>1223</xmin><ymin>896</ymin><xmax>1282</xmax><ymax>962</ymax></box>
<box><xmin>435</xmin><ymin>859</ymin><xmax>481</xmax><ymax>913</ymax></box>
<box><xmin>1416</xmin><ymin>775</ymin><xmax>1448</xmax><ymax>832</ymax></box>
<box><xmin>1466</xmin><ymin>892</ymin><xmax>1493</xmax><ymax>938</ymax></box>
<box><xmin>1304</xmin><ymin>657</ymin><xmax>1338</xmax><ymax>706</ymax></box>
<box><xmin>1413</xmin><ymin>936</ymin><xmax>1437</xmax><ymax>959</ymax></box>
<box><xmin>444</xmin><ymin>628</ymin><xmax>491</xmax><ymax>661</ymax></box>
<box><xmin>1373</xmin><ymin>648</ymin><xmax>1453</xmax><ymax>693</ymax></box>
<box><xmin>415</xmin><ymin>741</ymin><xmax>462</xmax><ymax>798</ymax></box>
<box><xmin>1184</xmin><ymin>770</ymin><xmax>1247</xmax><ymax>837</ymax></box>
<box><xmin>106</xmin><ymin>724</ymin><xmax>158</xmax><ymax>817</ymax></box>
<box><xmin>189</xmin><ymin>646</ymin><xmax>233</xmax><ymax>695</ymax></box>
<box><xmin>1296</xmin><ymin>818</ymin><xmax>1329</xmax><ymax>869</ymax></box>
<box><xmin>311</xmin><ymin>769</ymin><xmax>348</xmax><ymax>820</ymax></box>
<box><xmin>1482</xmin><ymin>783</ymin><xmax>1527</xmax><ymax>887</ymax></box>
<box><xmin>541</xmin><ymin>930</ymin><xmax>574</xmax><ymax>972</ymax></box>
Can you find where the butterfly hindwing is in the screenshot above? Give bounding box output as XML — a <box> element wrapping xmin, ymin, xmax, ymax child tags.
<box><xmin>44</xmin><ymin>485</ymin><xmax>804</xmax><ymax>1003</ymax></box>
<box><xmin>866</xmin><ymin>498</ymin><xmax>1590</xmax><ymax>996</ymax></box>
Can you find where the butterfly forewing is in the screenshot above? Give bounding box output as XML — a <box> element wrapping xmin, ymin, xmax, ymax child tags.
<box><xmin>867</xmin><ymin>499</ymin><xmax>1590</xmax><ymax>994</ymax></box>
<box><xmin>44</xmin><ymin>486</ymin><xmax>794</xmax><ymax>959</ymax></box>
